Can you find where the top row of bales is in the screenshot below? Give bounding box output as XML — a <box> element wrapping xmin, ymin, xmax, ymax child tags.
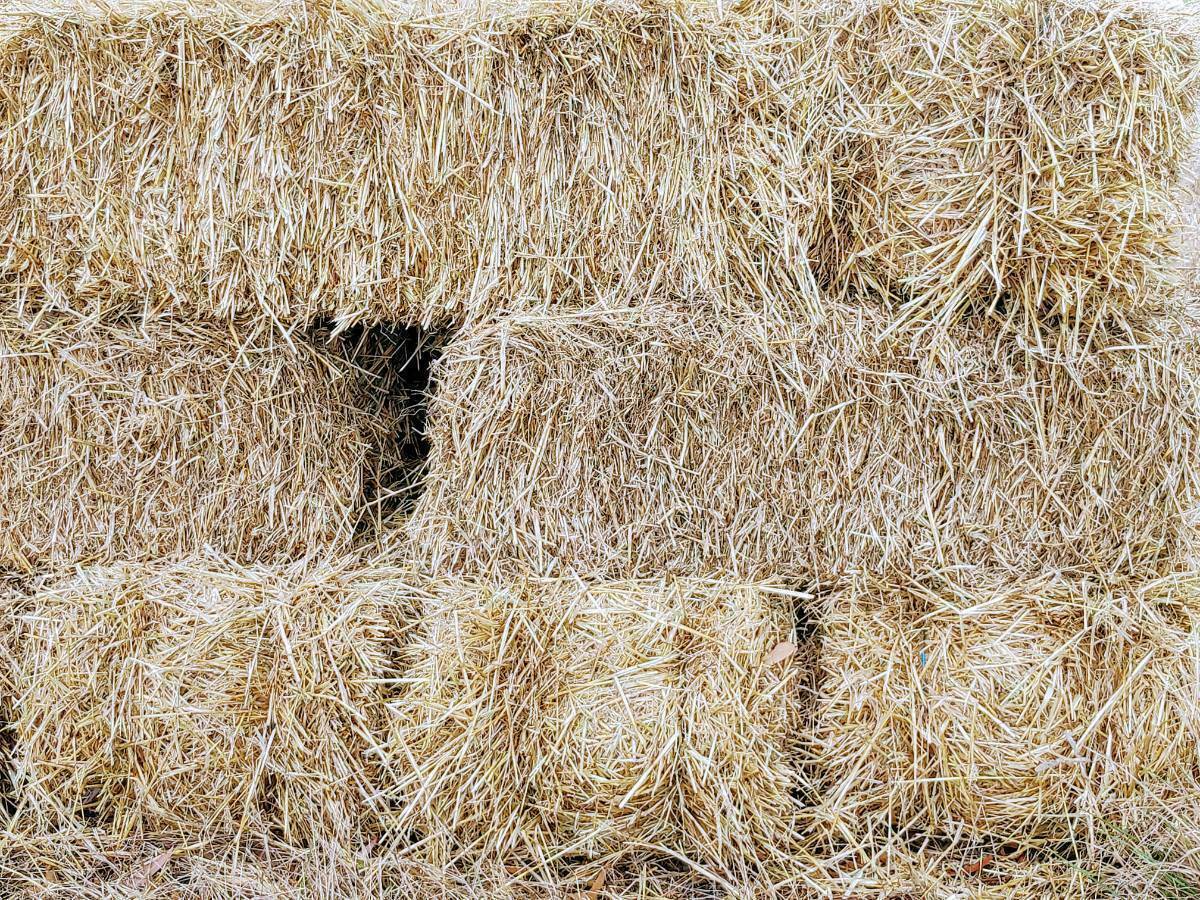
<box><xmin>0</xmin><ymin>0</ymin><xmax>1195</xmax><ymax>337</ymax></box>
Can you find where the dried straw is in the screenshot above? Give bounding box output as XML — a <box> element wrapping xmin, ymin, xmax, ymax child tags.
<box><xmin>2</xmin><ymin>554</ymin><xmax>416</xmax><ymax>852</ymax></box>
<box><xmin>3</xmin><ymin>0</ymin><xmax>1194</xmax><ymax>338</ymax></box>
<box><xmin>387</xmin><ymin>577</ymin><xmax>810</xmax><ymax>884</ymax></box>
<box><xmin>0</xmin><ymin>833</ymin><xmax>315</xmax><ymax>899</ymax></box>
<box><xmin>407</xmin><ymin>302</ymin><xmax>1200</xmax><ymax>583</ymax></box>
<box><xmin>0</xmin><ymin>315</ymin><xmax>385</xmax><ymax>573</ymax></box>
<box><xmin>809</xmin><ymin>571</ymin><xmax>1200</xmax><ymax>857</ymax></box>
<box><xmin>807</xmin><ymin>842</ymin><xmax>1100</xmax><ymax>900</ymax></box>
<box><xmin>0</xmin><ymin>833</ymin><xmax>751</xmax><ymax>899</ymax></box>
<box><xmin>0</xmin><ymin>0</ymin><xmax>835</xmax><ymax>328</ymax></box>
<box><xmin>830</xmin><ymin>0</ymin><xmax>1200</xmax><ymax>336</ymax></box>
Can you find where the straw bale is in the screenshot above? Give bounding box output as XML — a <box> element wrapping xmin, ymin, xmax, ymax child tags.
<box><xmin>0</xmin><ymin>0</ymin><xmax>835</xmax><ymax>328</ymax></box>
<box><xmin>536</xmin><ymin>586</ymin><xmax>684</xmax><ymax>857</ymax></box>
<box><xmin>388</xmin><ymin>577</ymin><xmax>808</xmax><ymax>880</ymax></box>
<box><xmin>831</xmin><ymin>0</ymin><xmax>1199</xmax><ymax>334</ymax></box>
<box><xmin>0</xmin><ymin>316</ymin><xmax>382</xmax><ymax>573</ymax></box>
<box><xmin>4</xmin><ymin>554</ymin><xmax>416</xmax><ymax>850</ymax></box>
<box><xmin>810</xmin><ymin>572</ymin><xmax>1200</xmax><ymax>850</ymax></box>
<box><xmin>408</xmin><ymin>303</ymin><xmax>1200</xmax><ymax>583</ymax></box>
<box><xmin>389</xmin><ymin>580</ymin><xmax>550</xmax><ymax>862</ymax></box>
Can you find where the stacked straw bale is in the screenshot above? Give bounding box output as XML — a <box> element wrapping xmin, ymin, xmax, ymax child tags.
<box><xmin>809</xmin><ymin>572</ymin><xmax>1200</xmax><ymax>851</ymax></box>
<box><xmin>830</xmin><ymin>0</ymin><xmax>1199</xmax><ymax>335</ymax></box>
<box><xmin>0</xmin><ymin>0</ymin><xmax>836</xmax><ymax>328</ymax></box>
<box><xmin>388</xmin><ymin>577</ymin><xmax>811</xmax><ymax>882</ymax></box>
<box><xmin>0</xmin><ymin>316</ymin><xmax>384</xmax><ymax>573</ymax></box>
<box><xmin>2</xmin><ymin>555</ymin><xmax>417</xmax><ymax>851</ymax></box>
<box><xmin>408</xmin><ymin>303</ymin><xmax>1200</xmax><ymax>583</ymax></box>
<box><xmin>1</xmin><ymin>0</ymin><xmax>1199</xmax><ymax>895</ymax></box>
<box><xmin>3</xmin><ymin>0</ymin><xmax>1195</xmax><ymax>339</ymax></box>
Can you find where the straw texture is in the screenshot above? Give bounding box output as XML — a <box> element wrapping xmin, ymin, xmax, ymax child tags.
<box><xmin>810</xmin><ymin>572</ymin><xmax>1200</xmax><ymax>854</ymax></box>
<box><xmin>408</xmin><ymin>302</ymin><xmax>1200</xmax><ymax>583</ymax></box>
<box><xmin>0</xmin><ymin>0</ymin><xmax>836</xmax><ymax>328</ymax></box>
<box><xmin>831</xmin><ymin>0</ymin><xmax>1199</xmax><ymax>336</ymax></box>
<box><xmin>2</xmin><ymin>0</ymin><xmax>1199</xmax><ymax>896</ymax></box>
<box><xmin>3</xmin><ymin>0</ymin><xmax>1195</xmax><ymax>338</ymax></box>
<box><xmin>0</xmin><ymin>834</ymin><xmax>761</xmax><ymax>899</ymax></box>
<box><xmin>2</xmin><ymin>554</ymin><xmax>415</xmax><ymax>850</ymax></box>
<box><xmin>0</xmin><ymin>316</ymin><xmax>382</xmax><ymax>573</ymax></box>
<box><xmin>387</xmin><ymin>577</ymin><xmax>809</xmax><ymax>883</ymax></box>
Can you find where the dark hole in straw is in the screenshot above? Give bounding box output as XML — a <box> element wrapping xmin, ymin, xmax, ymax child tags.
<box><xmin>307</xmin><ymin>321</ymin><xmax>443</xmax><ymax>533</ymax></box>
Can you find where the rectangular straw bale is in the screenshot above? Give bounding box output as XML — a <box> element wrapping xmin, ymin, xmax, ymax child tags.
<box><xmin>830</xmin><ymin>0</ymin><xmax>1199</xmax><ymax>334</ymax></box>
<box><xmin>810</xmin><ymin>571</ymin><xmax>1200</xmax><ymax>851</ymax></box>
<box><xmin>407</xmin><ymin>302</ymin><xmax>1200</xmax><ymax>583</ymax></box>
<box><xmin>0</xmin><ymin>0</ymin><xmax>836</xmax><ymax>328</ymax></box>
<box><xmin>2</xmin><ymin>554</ymin><xmax>419</xmax><ymax>851</ymax></box>
<box><xmin>0</xmin><ymin>316</ymin><xmax>384</xmax><ymax>573</ymax></box>
<box><xmin>387</xmin><ymin>576</ymin><xmax>812</xmax><ymax>883</ymax></box>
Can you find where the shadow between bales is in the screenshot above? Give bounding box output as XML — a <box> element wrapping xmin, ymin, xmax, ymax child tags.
<box><xmin>305</xmin><ymin>321</ymin><xmax>446</xmax><ymax>537</ymax></box>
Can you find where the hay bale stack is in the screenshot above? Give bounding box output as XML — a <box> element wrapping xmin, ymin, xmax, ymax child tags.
<box><xmin>810</xmin><ymin>573</ymin><xmax>1200</xmax><ymax>849</ymax></box>
<box><xmin>408</xmin><ymin>303</ymin><xmax>1200</xmax><ymax>582</ymax></box>
<box><xmin>3</xmin><ymin>555</ymin><xmax>416</xmax><ymax>850</ymax></box>
<box><xmin>0</xmin><ymin>317</ymin><xmax>382</xmax><ymax>572</ymax></box>
<box><xmin>832</xmin><ymin>0</ymin><xmax>1199</xmax><ymax>333</ymax></box>
<box><xmin>0</xmin><ymin>0</ymin><xmax>835</xmax><ymax>328</ymax></box>
<box><xmin>388</xmin><ymin>577</ymin><xmax>808</xmax><ymax>878</ymax></box>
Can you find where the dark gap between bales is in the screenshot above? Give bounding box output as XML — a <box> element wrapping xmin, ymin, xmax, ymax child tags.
<box><xmin>306</xmin><ymin>321</ymin><xmax>445</xmax><ymax>536</ymax></box>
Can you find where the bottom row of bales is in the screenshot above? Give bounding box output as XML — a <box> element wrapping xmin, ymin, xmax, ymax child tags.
<box><xmin>1</xmin><ymin>557</ymin><xmax>1198</xmax><ymax>892</ymax></box>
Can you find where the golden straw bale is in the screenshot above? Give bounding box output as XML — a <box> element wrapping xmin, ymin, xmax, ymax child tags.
<box><xmin>389</xmin><ymin>577</ymin><xmax>808</xmax><ymax>880</ymax></box>
<box><xmin>389</xmin><ymin>580</ymin><xmax>552</xmax><ymax>863</ymax></box>
<box><xmin>831</xmin><ymin>0</ymin><xmax>1199</xmax><ymax>333</ymax></box>
<box><xmin>0</xmin><ymin>0</ymin><xmax>835</xmax><ymax>328</ymax></box>
<box><xmin>4</xmin><ymin>555</ymin><xmax>416</xmax><ymax>850</ymax></box>
<box><xmin>408</xmin><ymin>303</ymin><xmax>1200</xmax><ymax>583</ymax></box>
<box><xmin>536</xmin><ymin>587</ymin><xmax>684</xmax><ymax>857</ymax></box>
<box><xmin>676</xmin><ymin>586</ymin><xmax>807</xmax><ymax>878</ymax></box>
<box><xmin>811</xmin><ymin>573</ymin><xmax>1200</xmax><ymax>850</ymax></box>
<box><xmin>0</xmin><ymin>317</ymin><xmax>381</xmax><ymax>573</ymax></box>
